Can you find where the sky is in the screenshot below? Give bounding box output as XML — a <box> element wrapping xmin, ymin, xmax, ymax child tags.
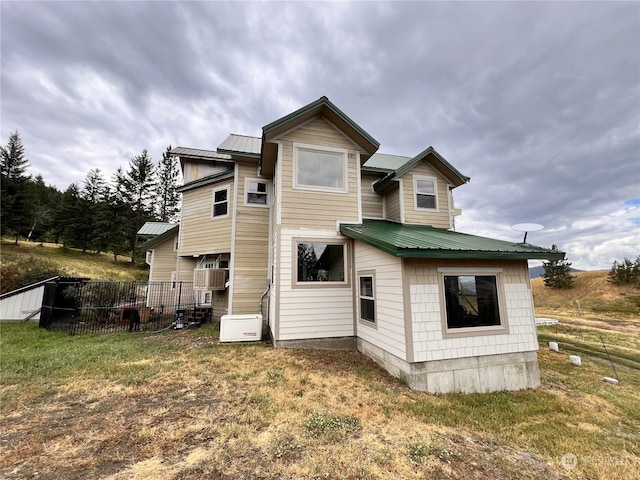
<box><xmin>1</xmin><ymin>1</ymin><xmax>639</xmax><ymax>271</ymax></box>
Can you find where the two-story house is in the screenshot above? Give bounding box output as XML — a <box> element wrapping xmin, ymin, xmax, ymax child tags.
<box><xmin>147</xmin><ymin>96</ymin><xmax>563</xmax><ymax>394</ymax></box>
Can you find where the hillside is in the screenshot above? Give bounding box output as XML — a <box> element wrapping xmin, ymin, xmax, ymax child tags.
<box><xmin>0</xmin><ymin>239</ymin><xmax>149</xmax><ymax>285</ymax></box>
<box><xmin>531</xmin><ymin>270</ymin><xmax>640</xmax><ymax>323</ymax></box>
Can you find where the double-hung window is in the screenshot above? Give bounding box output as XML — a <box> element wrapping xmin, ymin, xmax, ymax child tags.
<box><xmin>293</xmin><ymin>143</ymin><xmax>348</xmax><ymax>193</ymax></box>
<box><xmin>212</xmin><ymin>186</ymin><xmax>229</xmax><ymax>218</ymax></box>
<box><xmin>295</xmin><ymin>240</ymin><xmax>347</xmax><ymax>285</ymax></box>
<box><xmin>359</xmin><ymin>274</ymin><xmax>376</xmax><ymax>324</ymax></box>
<box><xmin>414</xmin><ymin>175</ymin><xmax>438</xmax><ymax>210</ymax></box>
<box><xmin>439</xmin><ymin>268</ymin><xmax>508</xmax><ymax>336</ymax></box>
<box><xmin>246</xmin><ymin>179</ymin><xmax>269</xmax><ymax>206</ymax></box>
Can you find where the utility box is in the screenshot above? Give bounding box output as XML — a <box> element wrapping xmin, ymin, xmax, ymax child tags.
<box><xmin>219</xmin><ymin>314</ymin><xmax>263</xmax><ymax>342</ymax></box>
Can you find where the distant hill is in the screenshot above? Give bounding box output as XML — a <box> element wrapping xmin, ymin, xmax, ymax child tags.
<box><xmin>529</xmin><ymin>266</ymin><xmax>583</xmax><ymax>278</ymax></box>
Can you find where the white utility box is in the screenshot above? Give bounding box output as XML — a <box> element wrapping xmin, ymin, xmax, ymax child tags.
<box><xmin>219</xmin><ymin>314</ymin><xmax>263</xmax><ymax>342</ymax></box>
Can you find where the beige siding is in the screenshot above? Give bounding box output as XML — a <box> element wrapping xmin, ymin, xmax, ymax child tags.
<box><xmin>176</xmin><ymin>256</ymin><xmax>197</xmax><ymax>282</ymax></box>
<box><xmin>179</xmin><ymin>182</ymin><xmax>233</xmax><ymax>256</ymax></box>
<box><xmin>183</xmin><ymin>161</ymin><xmax>229</xmax><ymax>184</ymax></box>
<box><xmin>279</xmin><ymin>118</ymin><xmax>360</xmax><ymax>230</ymax></box>
<box><xmin>148</xmin><ymin>234</ymin><xmax>177</xmax><ymax>282</ymax></box>
<box><xmin>361</xmin><ymin>172</ymin><xmax>384</xmax><ymax>219</ymax></box>
<box><xmin>231</xmin><ymin>162</ymin><xmax>271</xmax><ymax>315</ymax></box>
<box><xmin>354</xmin><ymin>242</ymin><xmax>407</xmax><ymax>360</ymax></box>
<box><xmin>401</xmin><ymin>162</ymin><xmax>452</xmax><ymax>228</ymax></box>
<box><xmin>275</xmin><ymin>228</ymin><xmax>354</xmax><ymax>341</ymax></box>
<box><xmin>385</xmin><ymin>183</ymin><xmax>402</xmax><ymax>222</ymax></box>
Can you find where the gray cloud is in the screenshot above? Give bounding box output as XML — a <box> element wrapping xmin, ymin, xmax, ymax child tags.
<box><xmin>1</xmin><ymin>1</ymin><xmax>638</xmax><ymax>269</ymax></box>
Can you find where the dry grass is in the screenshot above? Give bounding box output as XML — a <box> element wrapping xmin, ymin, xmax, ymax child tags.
<box><xmin>2</xmin><ymin>319</ymin><xmax>638</xmax><ymax>480</ymax></box>
<box><xmin>0</xmin><ymin>239</ymin><xmax>148</xmax><ymax>281</ymax></box>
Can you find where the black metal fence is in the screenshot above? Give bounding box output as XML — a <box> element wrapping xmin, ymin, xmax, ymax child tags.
<box><xmin>40</xmin><ymin>279</ymin><xmax>212</xmax><ymax>335</ymax></box>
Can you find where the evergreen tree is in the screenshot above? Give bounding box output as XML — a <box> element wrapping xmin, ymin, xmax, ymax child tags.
<box><xmin>81</xmin><ymin>169</ymin><xmax>108</xmax><ymax>252</ymax></box>
<box><xmin>95</xmin><ymin>183</ymin><xmax>131</xmax><ymax>262</ymax></box>
<box><xmin>1</xmin><ymin>130</ymin><xmax>30</xmax><ymax>179</ymax></box>
<box><xmin>55</xmin><ymin>183</ymin><xmax>86</xmax><ymax>248</ymax></box>
<box><xmin>542</xmin><ymin>244</ymin><xmax>575</xmax><ymax>289</ymax></box>
<box><xmin>26</xmin><ymin>175</ymin><xmax>55</xmax><ymax>242</ymax></box>
<box><xmin>607</xmin><ymin>256</ymin><xmax>640</xmax><ymax>285</ymax></box>
<box><xmin>1</xmin><ymin>131</ymin><xmax>31</xmax><ymax>243</ymax></box>
<box><xmin>156</xmin><ymin>145</ymin><xmax>181</xmax><ymax>222</ymax></box>
<box><xmin>115</xmin><ymin>152</ymin><xmax>157</xmax><ymax>263</ymax></box>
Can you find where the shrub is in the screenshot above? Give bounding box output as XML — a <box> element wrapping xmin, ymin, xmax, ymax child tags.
<box><xmin>607</xmin><ymin>256</ymin><xmax>640</xmax><ymax>285</ymax></box>
<box><xmin>0</xmin><ymin>256</ymin><xmax>66</xmax><ymax>293</ymax></box>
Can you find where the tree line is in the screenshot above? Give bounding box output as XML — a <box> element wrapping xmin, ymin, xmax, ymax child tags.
<box><xmin>1</xmin><ymin>130</ymin><xmax>180</xmax><ymax>263</ymax></box>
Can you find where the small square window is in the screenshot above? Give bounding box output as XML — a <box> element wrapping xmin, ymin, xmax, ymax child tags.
<box><xmin>246</xmin><ymin>179</ymin><xmax>269</xmax><ymax>205</ymax></box>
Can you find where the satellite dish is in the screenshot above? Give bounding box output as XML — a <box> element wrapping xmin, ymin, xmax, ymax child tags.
<box><xmin>512</xmin><ymin>223</ymin><xmax>544</xmax><ymax>244</ymax></box>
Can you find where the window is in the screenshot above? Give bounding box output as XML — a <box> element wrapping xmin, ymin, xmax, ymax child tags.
<box><xmin>414</xmin><ymin>175</ymin><xmax>438</xmax><ymax>210</ymax></box>
<box><xmin>212</xmin><ymin>186</ymin><xmax>229</xmax><ymax>218</ymax></box>
<box><xmin>296</xmin><ymin>242</ymin><xmax>346</xmax><ymax>283</ymax></box>
<box><xmin>359</xmin><ymin>274</ymin><xmax>375</xmax><ymax>323</ymax></box>
<box><xmin>442</xmin><ymin>274</ymin><xmax>503</xmax><ymax>330</ymax></box>
<box><xmin>145</xmin><ymin>250</ymin><xmax>153</xmax><ymax>265</ymax></box>
<box><xmin>246</xmin><ymin>179</ymin><xmax>269</xmax><ymax>206</ymax></box>
<box><xmin>294</xmin><ymin>143</ymin><xmax>347</xmax><ymax>192</ymax></box>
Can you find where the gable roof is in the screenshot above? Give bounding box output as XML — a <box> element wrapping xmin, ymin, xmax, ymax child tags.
<box><xmin>260</xmin><ymin>96</ymin><xmax>380</xmax><ymax>175</ymax></box>
<box><xmin>138</xmin><ymin>224</ymin><xmax>179</xmax><ymax>250</ymax></box>
<box><xmin>137</xmin><ymin>222</ymin><xmax>178</xmax><ymax>237</ymax></box>
<box><xmin>341</xmin><ymin>219</ymin><xmax>564</xmax><ymax>261</ymax></box>
<box><xmin>373</xmin><ymin>146</ymin><xmax>470</xmax><ymax>191</ymax></box>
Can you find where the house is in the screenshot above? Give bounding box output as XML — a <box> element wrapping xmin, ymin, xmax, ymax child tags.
<box><xmin>146</xmin><ymin>96</ymin><xmax>564</xmax><ymax>394</ymax></box>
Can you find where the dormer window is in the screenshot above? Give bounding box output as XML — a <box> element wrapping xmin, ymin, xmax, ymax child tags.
<box><xmin>413</xmin><ymin>175</ymin><xmax>438</xmax><ymax>211</ymax></box>
<box><xmin>293</xmin><ymin>143</ymin><xmax>348</xmax><ymax>193</ymax></box>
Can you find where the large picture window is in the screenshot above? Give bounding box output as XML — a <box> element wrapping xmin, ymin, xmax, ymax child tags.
<box><xmin>294</xmin><ymin>143</ymin><xmax>347</xmax><ymax>192</ymax></box>
<box><xmin>442</xmin><ymin>274</ymin><xmax>502</xmax><ymax>329</ymax></box>
<box><xmin>296</xmin><ymin>242</ymin><xmax>345</xmax><ymax>283</ymax></box>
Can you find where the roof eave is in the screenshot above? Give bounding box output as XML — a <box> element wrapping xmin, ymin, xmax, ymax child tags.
<box><xmin>138</xmin><ymin>225</ymin><xmax>179</xmax><ymax>250</ymax></box>
<box><xmin>176</xmin><ymin>170</ymin><xmax>234</xmax><ymax>193</ymax></box>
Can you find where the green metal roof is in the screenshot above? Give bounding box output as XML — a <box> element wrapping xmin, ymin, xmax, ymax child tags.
<box><xmin>373</xmin><ymin>146</ymin><xmax>470</xmax><ymax>191</ymax></box>
<box><xmin>138</xmin><ymin>225</ymin><xmax>179</xmax><ymax>250</ymax></box>
<box><xmin>176</xmin><ymin>169</ymin><xmax>234</xmax><ymax>193</ymax></box>
<box><xmin>363</xmin><ymin>153</ymin><xmax>411</xmax><ymax>172</ymax></box>
<box><xmin>340</xmin><ymin>219</ymin><xmax>565</xmax><ymax>260</ymax></box>
<box><xmin>170</xmin><ymin>147</ymin><xmax>232</xmax><ymax>161</ymax></box>
<box><xmin>218</xmin><ymin>134</ymin><xmax>261</xmax><ymax>157</ymax></box>
<box><xmin>137</xmin><ymin>222</ymin><xmax>177</xmax><ymax>237</ymax></box>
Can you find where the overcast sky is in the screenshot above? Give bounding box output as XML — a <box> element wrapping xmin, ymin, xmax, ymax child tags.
<box><xmin>2</xmin><ymin>1</ymin><xmax>638</xmax><ymax>270</ymax></box>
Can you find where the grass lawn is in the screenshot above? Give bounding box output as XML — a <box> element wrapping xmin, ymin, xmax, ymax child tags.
<box><xmin>1</xmin><ymin>320</ymin><xmax>638</xmax><ymax>480</ymax></box>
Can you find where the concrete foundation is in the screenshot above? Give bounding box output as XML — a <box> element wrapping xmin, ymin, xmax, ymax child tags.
<box><xmin>357</xmin><ymin>338</ymin><xmax>540</xmax><ymax>394</ymax></box>
<box><xmin>273</xmin><ymin>335</ymin><xmax>357</xmax><ymax>351</ymax></box>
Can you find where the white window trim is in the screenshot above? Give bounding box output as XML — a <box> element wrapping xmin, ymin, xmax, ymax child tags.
<box><xmin>244</xmin><ymin>177</ymin><xmax>271</xmax><ymax>208</ymax></box>
<box><xmin>413</xmin><ymin>174</ymin><xmax>439</xmax><ymax>212</ymax></box>
<box><xmin>173</xmin><ymin>235</ymin><xmax>179</xmax><ymax>251</ymax></box>
<box><xmin>145</xmin><ymin>250</ymin><xmax>153</xmax><ymax>266</ymax></box>
<box><xmin>211</xmin><ymin>184</ymin><xmax>230</xmax><ymax>219</ymax></box>
<box><xmin>292</xmin><ymin>142</ymin><xmax>348</xmax><ymax>194</ymax></box>
<box><xmin>170</xmin><ymin>271</ymin><xmax>177</xmax><ymax>290</ymax></box>
<box><xmin>292</xmin><ymin>237</ymin><xmax>350</xmax><ymax>289</ymax></box>
<box><xmin>437</xmin><ymin>267</ymin><xmax>509</xmax><ymax>338</ymax></box>
<box><xmin>358</xmin><ymin>271</ymin><xmax>377</xmax><ymax>327</ymax></box>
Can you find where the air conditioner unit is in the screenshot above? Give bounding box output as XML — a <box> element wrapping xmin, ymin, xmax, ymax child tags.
<box><xmin>193</xmin><ymin>268</ymin><xmax>226</xmax><ymax>291</ymax></box>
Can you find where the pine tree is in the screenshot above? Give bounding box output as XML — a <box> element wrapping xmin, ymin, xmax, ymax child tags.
<box><xmin>1</xmin><ymin>131</ymin><xmax>31</xmax><ymax>242</ymax></box>
<box><xmin>156</xmin><ymin>145</ymin><xmax>181</xmax><ymax>223</ymax></box>
<box><xmin>1</xmin><ymin>130</ymin><xmax>30</xmax><ymax>179</ymax></box>
<box><xmin>94</xmin><ymin>183</ymin><xmax>131</xmax><ymax>262</ymax></box>
<box><xmin>542</xmin><ymin>244</ymin><xmax>575</xmax><ymax>289</ymax></box>
<box><xmin>607</xmin><ymin>256</ymin><xmax>640</xmax><ymax>285</ymax></box>
<box><xmin>115</xmin><ymin>151</ymin><xmax>157</xmax><ymax>263</ymax></box>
